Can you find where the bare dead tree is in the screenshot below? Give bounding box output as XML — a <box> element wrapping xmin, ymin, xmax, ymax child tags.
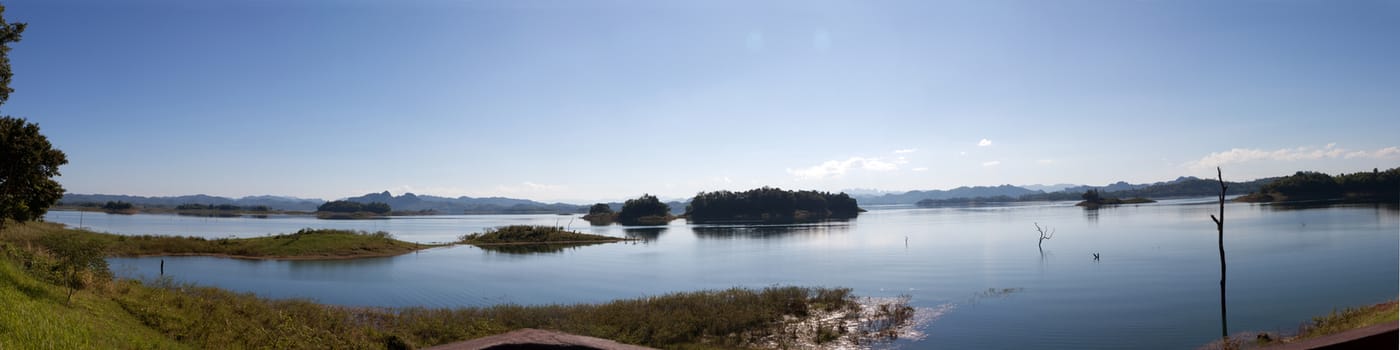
<box><xmin>1210</xmin><ymin>167</ymin><xmax>1229</xmax><ymax>340</ymax></box>
<box><xmin>1034</xmin><ymin>222</ymin><xmax>1055</xmax><ymax>252</ymax></box>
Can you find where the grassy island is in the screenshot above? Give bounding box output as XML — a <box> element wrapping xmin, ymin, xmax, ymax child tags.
<box><xmin>459</xmin><ymin>225</ymin><xmax>630</xmax><ymax>245</ymax></box>
<box><xmin>4</xmin><ymin>222</ymin><xmax>439</xmax><ymax>260</ymax></box>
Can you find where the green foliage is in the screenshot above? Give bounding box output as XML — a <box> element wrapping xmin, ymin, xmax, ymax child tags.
<box><xmin>0</xmin><ymin>9</ymin><xmax>63</xmax><ymax>232</ymax></box>
<box><xmin>1</xmin><ymin>223</ymin><xmax>915</xmax><ymax>349</ymax></box>
<box><xmin>1298</xmin><ymin>301</ymin><xmax>1398</xmax><ymax>341</ymax></box>
<box><xmin>5</xmin><ymin>222</ymin><xmax>424</xmax><ymax>259</ymax></box>
<box><xmin>1244</xmin><ymin>168</ymin><xmax>1400</xmax><ymax>202</ymax></box>
<box><xmin>0</xmin><ymin>5</ymin><xmax>24</xmax><ymax>104</ymax></box>
<box><xmin>0</xmin><ymin>258</ymin><xmax>184</xmax><ymax>349</ymax></box>
<box><xmin>40</xmin><ymin>232</ymin><xmax>109</xmax><ymax>304</ymax></box>
<box><xmin>686</xmin><ymin>187</ymin><xmax>862</xmax><ymax>223</ymax></box>
<box><xmin>102</xmin><ymin>201</ymin><xmax>134</xmax><ymax>211</ymax></box>
<box><xmin>317</xmin><ymin>200</ymin><xmax>391</xmax><ymax>214</ymax></box>
<box><xmin>617</xmin><ymin>194</ymin><xmax>670</xmax><ymax>225</ymax></box>
<box><xmin>459</xmin><ymin>225</ymin><xmax>621</xmax><ymax>244</ymax></box>
<box><xmin>0</xmin><ymin>117</ymin><xmax>68</xmax><ymax>230</ymax></box>
<box><xmin>1081</xmin><ymin>189</ymin><xmax>1102</xmax><ymax>203</ymax></box>
<box><xmin>1020</xmin><ymin>177</ymin><xmax>1273</xmax><ymax>202</ymax></box>
<box><xmin>588</xmin><ymin>203</ymin><xmax>613</xmax><ymax>216</ymax></box>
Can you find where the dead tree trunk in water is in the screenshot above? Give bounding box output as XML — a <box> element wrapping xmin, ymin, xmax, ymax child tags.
<box><xmin>1034</xmin><ymin>222</ymin><xmax>1054</xmax><ymax>253</ymax></box>
<box><xmin>1210</xmin><ymin>167</ymin><xmax>1228</xmax><ymax>340</ymax></box>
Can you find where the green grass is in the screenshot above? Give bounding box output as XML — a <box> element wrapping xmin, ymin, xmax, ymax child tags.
<box><xmin>0</xmin><ymin>255</ymin><xmax>185</xmax><ymax>349</ymax></box>
<box><xmin>1</xmin><ymin>222</ymin><xmax>916</xmax><ymax>349</ymax></box>
<box><xmin>5</xmin><ymin>222</ymin><xmax>436</xmax><ymax>259</ymax></box>
<box><xmin>1206</xmin><ymin>300</ymin><xmax>1399</xmax><ymax>349</ymax></box>
<box><xmin>1296</xmin><ymin>300</ymin><xmax>1398</xmax><ymax>341</ymax></box>
<box><xmin>460</xmin><ymin>225</ymin><xmax>629</xmax><ymax>245</ymax></box>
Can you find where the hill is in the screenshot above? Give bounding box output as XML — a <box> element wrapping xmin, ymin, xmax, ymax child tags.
<box><xmin>60</xmin><ymin>193</ymin><xmax>324</xmax><ymax>211</ymax></box>
<box><xmin>342</xmin><ymin>191</ymin><xmax>585</xmax><ymax>214</ymax></box>
<box><xmin>854</xmin><ymin>185</ymin><xmax>1039</xmax><ymax>205</ymax></box>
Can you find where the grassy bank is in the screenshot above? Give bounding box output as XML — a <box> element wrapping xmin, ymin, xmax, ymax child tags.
<box><xmin>1203</xmin><ymin>300</ymin><xmax>1398</xmax><ymax>349</ymax></box>
<box><xmin>4</xmin><ymin>222</ymin><xmax>437</xmax><ymax>260</ymax></box>
<box><xmin>0</xmin><ymin>227</ymin><xmax>916</xmax><ymax>349</ymax></box>
<box><xmin>459</xmin><ymin>225</ymin><xmax>632</xmax><ymax>245</ymax></box>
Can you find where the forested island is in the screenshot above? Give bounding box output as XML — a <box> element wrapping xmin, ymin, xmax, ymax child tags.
<box><xmin>1234</xmin><ymin>167</ymin><xmax>1399</xmax><ymax>203</ymax></box>
<box><xmin>1074</xmin><ymin>189</ymin><xmax>1155</xmax><ymax>208</ymax></box>
<box><xmin>583</xmin><ymin>194</ymin><xmax>674</xmax><ymax>226</ymax></box>
<box><xmin>315</xmin><ymin>200</ymin><xmax>391</xmax><ymax>219</ymax></box>
<box><xmin>685</xmin><ymin>187</ymin><xmax>863</xmax><ymax>224</ymax></box>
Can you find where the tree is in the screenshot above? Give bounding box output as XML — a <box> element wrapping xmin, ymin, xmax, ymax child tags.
<box><xmin>617</xmin><ymin>194</ymin><xmax>670</xmax><ymax>225</ymax></box>
<box><xmin>0</xmin><ymin>10</ymin><xmax>66</xmax><ymax>232</ymax></box>
<box><xmin>1209</xmin><ymin>167</ymin><xmax>1228</xmax><ymax>342</ymax></box>
<box><xmin>588</xmin><ymin>203</ymin><xmax>613</xmax><ymax>216</ymax></box>
<box><xmin>1080</xmin><ymin>189</ymin><xmax>1102</xmax><ymax>203</ymax></box>
<box><xmin>42</xmin><ymin>232</ymin><xmax>109</xmax><ymax>305</ymax></box>
<box><xmin>0</xmin><ymin>4</ymin><xmax>25</xmax><ymax>105</ymax></box>
<box><xmin>1033</xmin><ymin>222</ymin><xmax>1054</xmax><ymax>253</ymax></box>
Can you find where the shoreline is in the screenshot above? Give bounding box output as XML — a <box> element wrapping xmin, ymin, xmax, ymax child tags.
<box><xmin>111</xmin><ymin>245</ymin><xmax>453</xmax><ymax>261</ymax></box>
<box><xmin>464</xmin><ymin>239</ymin><xmax>635</xmax><ymax>247</ymax></box>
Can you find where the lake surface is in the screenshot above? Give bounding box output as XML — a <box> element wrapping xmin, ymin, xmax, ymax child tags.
<box><xmin>46</xmin><ymin>199</ymin><xmax>1400</xmax><ymax>349</ymax></box>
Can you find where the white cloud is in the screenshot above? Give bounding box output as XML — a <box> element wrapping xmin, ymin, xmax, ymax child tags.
<box><xmin>893</xmin><ymin>148</ymin><xmax>918</xmax><ymax>154</ymax></box>
<box><xmin>787</xmin><ymin>157</ymin><xmax>902</xmax><ymax>180</ymax></box>
<box><xmin>1185</xmin><ymin>144</ymin><xmax>1400</xmax><ymax>169</ymax></box>
<box><xmin>982</xmin><ymin>160</ymin><xmax>1001</xmax><ymax>167</ymax></box>
<box><xmin>978</xmin><ymin>139</ymin><xmax>992</xmax><ymax>147</ymax></box>
<box><xmin>912</xmin><ymin>167</ymin><xmax>929</xmax><ymax>172</ymax></box>
<box><xmin>1036</xmin><ymin>159</ymin><xmax>1054</xmax><ymax>165</ymax></box>
<box><xmin>959</xmin><ymin>151</ymin><xmax>968</xmax><ymax>156</ymax></box>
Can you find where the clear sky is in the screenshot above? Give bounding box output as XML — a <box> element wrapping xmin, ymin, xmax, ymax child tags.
<box><xmin>4</xmin><ymin>0</ymin><xmax>1398</xmax><ymax>203</ymax></box>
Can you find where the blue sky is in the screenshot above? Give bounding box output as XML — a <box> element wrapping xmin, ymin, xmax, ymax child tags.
<box><xmin>4</xmin><ymin>0</ymin><xmax>1398</xmax><ymax>203</ymax></box>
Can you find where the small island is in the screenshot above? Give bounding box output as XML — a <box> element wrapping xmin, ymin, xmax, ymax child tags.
<box><xmin>1075</xmin><ymin>189</ymin><xmax>1155</xmax><ymax>208</ymax></box>
<box><xmin>582</xmin><ymin>194</ymin><xmax>675</xmax><ymax>226</ymax></box>
<box><xmin>315</xmin><ymin>200</ymin><xmax>391</xmax><ymax>219</ymax></box>
<box><xmin>459</xmin><ymin>225</ymin><xmax>632</xmax><ymax>245</ymax></box>
<box><xmin>11</xmin><ymin>223</ymin><xmax>441</xmax><ymax>260</ymax></box>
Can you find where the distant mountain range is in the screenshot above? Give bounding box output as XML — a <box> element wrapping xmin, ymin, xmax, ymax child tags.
<box><xmin>341</xmin><ymin>191</ymin><xmax>585</xmax><ymax>214</ymax></box>
<box><xmin>853</xmin><ymin>185</ymin><xmax>1040</xmax><ymax>205</ymax></box>
<box><xmin>60</xmin><ymin>194</ymin><xmax>326</xmax><ymax>211</ymax></box>
<box><xmin>60</xmin><ymin>174</ymin><xmax>1280</xmax><ymax>214</ymax></box>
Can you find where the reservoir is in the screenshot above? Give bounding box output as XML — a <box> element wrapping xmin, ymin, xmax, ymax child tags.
<box><xmin>44</xmin><ymin>199</ymin><xmax>1398</xmax><ymax>349</ymax></box>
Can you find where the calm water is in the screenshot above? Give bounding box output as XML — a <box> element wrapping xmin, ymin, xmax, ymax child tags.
<box><xmin>46</xmin><ymin>199</ymin><xmax>1400</xmax><ymax>349</ymax></box>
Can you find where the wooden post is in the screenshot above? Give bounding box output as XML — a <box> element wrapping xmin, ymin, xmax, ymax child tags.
<box><xmin>160</xmin><ymin>259</ymin><xmax>164</xmax><ymax>276</ymax></box>
<box><xmin>1210</xmin><ymin>167</ymin><xmax>1228</xmax><ymax>340</ymax></box>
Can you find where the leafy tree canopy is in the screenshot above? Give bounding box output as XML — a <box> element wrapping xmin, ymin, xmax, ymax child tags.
<box><xmin>0</xmin><ymin>10</ymin><xmax>66</xmax><ymax>231</ymax></box>
<box><xmin>617</xmin><ymin>194</ymin><xmax>669</xmax><ymax>225</ymax></box>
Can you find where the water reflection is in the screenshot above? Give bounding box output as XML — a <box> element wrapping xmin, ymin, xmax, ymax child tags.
<box><xmin>1082</xmin><ymin>207</ymin><xmax>1099</xmax><ymax>223</ymax></box>
<box><xmin>692</xmin><ymin>222</ymin><xmax>851</xmax><ymax>239</ymax></box>
<box><xmin>622</xmin><ymin>227</ymin><xmax>668</xmax><ymax>241</ymax></box>
<box><xmin>1262</xmin><ymin>200</ymin><xmax>1400</xmax><ymax>212</ymax></box>
<box><xmin>287</xmin><ymin>256</ymin><xmax>398</xmax><ymax>279</ymax></box>
<box><xmin>474</xmin><ymin>242</ymin><xmax>612</xmax><ymax>255</ymax></box>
